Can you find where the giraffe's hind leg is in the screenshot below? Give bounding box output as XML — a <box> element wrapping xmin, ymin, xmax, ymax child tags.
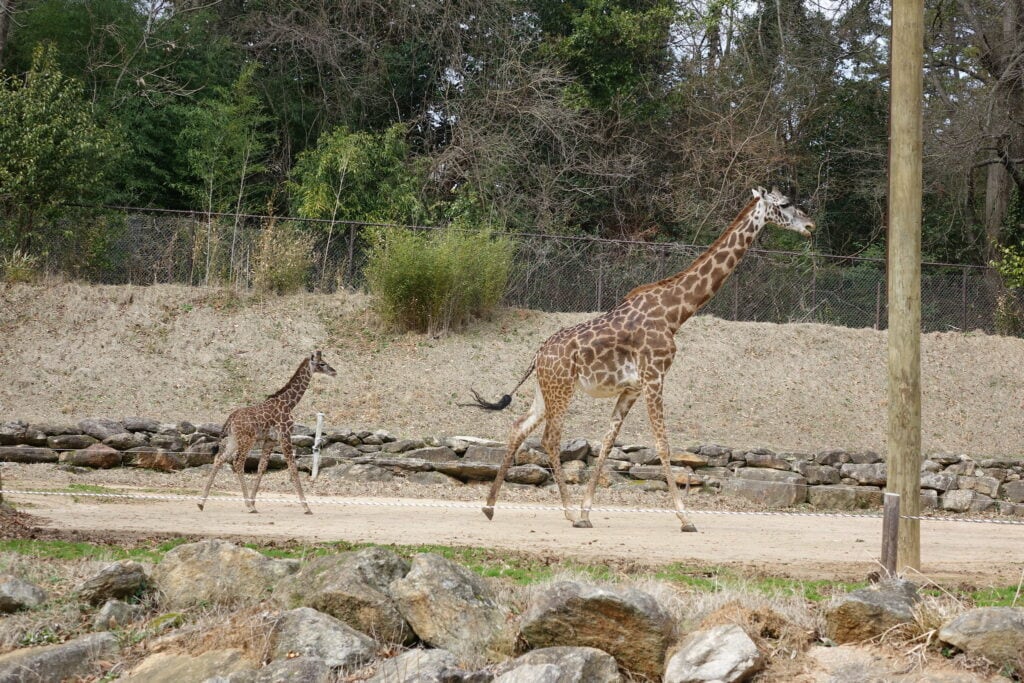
<box><xmin>248</xmin><ymin>436</ymin><xmax>275</xmax><ymax>513</ymax></box>
<box><xmin>483</xmin><ymin>388</ymin><xmax>545</xmax><ymax>520</ymax></box>
<box><xmin>233</xmin><ymin>435</ymin><xmax>257</xmax><ymax>512</ymax></box>
<box><xmin>198</xmin><ymin>434</ymin><xmax>237</xmax><ymax>511</ymax></box>
<box><xmin>539</xmin><ymin>400</ymin><xmax>577</xmax><ymax>525</ymax></box>
<box><xmin>576</xmin><ymin>389</ymin><xmax>639</xmax><ymax>528</ymax></box>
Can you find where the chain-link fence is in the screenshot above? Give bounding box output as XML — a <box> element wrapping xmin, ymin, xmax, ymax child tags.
<box><xmin>26</xmin><ymin>208</ymin><xmax>1001</xmax><ymax>333</ymax></box>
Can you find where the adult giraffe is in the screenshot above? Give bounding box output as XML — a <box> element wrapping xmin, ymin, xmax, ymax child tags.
<box><xmin>465</xmin><ymin>187</ymin><xmax>815</xmax><ymax>532</ymax></box>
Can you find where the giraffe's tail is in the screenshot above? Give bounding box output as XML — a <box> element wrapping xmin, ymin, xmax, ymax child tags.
<box><xmin>458</xmin><ymin>361</ymin><xmax>536</xmax><ymax>411</ymax></box>
<box><xmin>458</xmin><ymin>388</ymin><xmax>513</xmax><ymax>411</ymax></box>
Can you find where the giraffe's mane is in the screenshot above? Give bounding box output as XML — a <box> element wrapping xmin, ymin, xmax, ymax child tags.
<box><xmin>266</xmin><ymin>358</ymin><xmax>307</xmax><ymax>399</ymax></box>
<box><xmin>622</xmin><ymin>196</ymin><xmax>758</xmax><ymax>301</ymax></box>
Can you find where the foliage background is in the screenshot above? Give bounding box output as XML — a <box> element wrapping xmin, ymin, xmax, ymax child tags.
<box><xmin>0</xmin><ymin>0</ymin><xmax>1022</xmax><ymax>306</ymax></box>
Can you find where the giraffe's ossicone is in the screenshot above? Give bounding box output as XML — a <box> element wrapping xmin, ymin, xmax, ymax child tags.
<box><xmin>464</xmin><ymin>188</ymin><xmax>815</xmax><ymax>532</ymax></box>
<box><xmin>198</xmin><ymin>350</ymin><xmax>337</xmax><ymax>514</ymax></box>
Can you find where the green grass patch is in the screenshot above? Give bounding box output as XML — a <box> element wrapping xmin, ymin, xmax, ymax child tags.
<box><xmin>2</xmin><ymin>537</ymin><xmax>1019</xmax><ymax>607</ymax></box>
<box><xmin>0</xmin><ymin>538</ymin><xmax>189</xmax><ymax>563</ymax></box>
<box><xmin>967</xmin><ymin>584</ymin><xmax>1023</xmax><ymax>607</ymax></box>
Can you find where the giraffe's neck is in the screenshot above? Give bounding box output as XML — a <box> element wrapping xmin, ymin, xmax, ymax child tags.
<box><xmin>267</xmin><ymin>359</ymin><xmax>313</xmax><ymax>413</ymax></box>
<box><xmin>624</xmin><ymin>197</ymin><xmax>766</xmax><ymax>333</ymax></box>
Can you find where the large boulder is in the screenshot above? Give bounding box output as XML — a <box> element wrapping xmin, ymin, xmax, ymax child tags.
<box><xmin>75</xmin><ymin>559</ymin><xmax>148</xmax><ymax>605</ymax></box>
<box><xmin>824</xmin><ymin>580</ymin><xmax>919</xmax><ymax>643</ymax></box>
<box><xmin>807</xmin><ymin>485</ymin><xmax>882</xmax><ymax>510</ymax></box>
<box><xmin>119</xmin><ymin>648</ymin><xmax>251</xmax><ymax>683</ymax></box>
<box><xmin>152</xmin><ymin>539</ymin><xmax>297</xmax><ymax>609</ymax></box>
<box><xmin>519</xmin><ymin>581</ymin><xmax>675</xmax><ymax>679</ymax></box>
<box><xmin>248</xmin><ymin>656</ymin><xmax>331</xmax><ymax>683</ymax></box>
<box><xmin>60</xmin><ymin>442</ymin><xmax>122</xmax><ymax>468</ymax></box>
<box><xmin>389</xmin><ymin>553</ymin><xmax>512</xmax><ymax>659</ymax></box>
<box><xmin>493</xmin><ymin>646</ymin><xmax>621</xmax><ymax>683</ymax></box>
<box><xmin>124</xmin><ymin>447</ymin><xmax>186</xmax><ymax>471</ymax></box>
<box><xmin>93</xmin><ymin>598</ymin><xmax>145</xmax><ymax>630</ymax></box>
<box><xmin>721</xmin><ymin>469</ymin><xmax>807</xmax><ymax>507</ymax></box>
<box><xmin>0</xmin><ymin>575</ymin><xmax>47</xmax><ymax>613</ymax></box>
<box><xmin>366</xmin><ymin>648</ymin><xmax>467</xmax><ymax>683</ymax></box>
<box><xmin>839</xmin><ymin>463</ymin><xmax>887</xmax><ymax>486</ymax></box>
<box><xmin>663</xmin><ymin>624</ymin><xmax>763</xmax><ymax>683</ymax></box>
<box><xmin>268</xmin><ymin>607</ymin><xmax>376</xmax><ymax>670</ymax></box>
<box><xmin>938</xmin><ymin>607</ymin><xmax>1024</xmax><ymax>670</ymax></box>
<box><xmin>46</xmin><ymin>433</ymin><xmax>98</xmax><ymax>450</ymax></box>
<box><xmin>272</xmin><ymin>547</ymin><xmax>413</xmax><ymax>644</ymax></box>
<box><xmin>0</xmin><ymin>632</ymin><xmax>119</xmax><ymax>682</ymax></box>
<box><xmin>0</xmin><ymin>446</ymin><xmax>58</xmax><ymax>464</ymax></box>
<box><xmin>78</xmin><ymin>418</ymin><xmax>125</xmax><ymax>441</ymax></box>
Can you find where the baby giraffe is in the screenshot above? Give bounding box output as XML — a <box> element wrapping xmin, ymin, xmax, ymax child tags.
<box><xmin>198</xmin><ymin>350</ymin><xmax>336</xmax><ymax>514</ymax></box>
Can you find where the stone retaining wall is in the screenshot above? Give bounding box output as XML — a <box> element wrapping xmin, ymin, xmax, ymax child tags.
<box><xmin>2</xmin><ymin>418</ymin><xmax>1023</xmax><ymax>515</ymax></box>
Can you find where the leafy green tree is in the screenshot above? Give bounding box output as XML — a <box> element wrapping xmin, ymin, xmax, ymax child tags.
<box><xmin>0</xmin><ymin>43</ymin><xmax>123</xmax><ymax>249</ymax></box>
<box><xmin>176</xmin><ymin>63</ymin><xmax>274</xmax><ymax>284</ymax></box>
<box><xmin>534</xmin><ymin>0</ymin><xmax>675</xmax><ymax>115</ymax></box>
<box><xmin>289</xmin><ymin>123</ymin><xmax>424</xmax><ymax>224</ymax></box>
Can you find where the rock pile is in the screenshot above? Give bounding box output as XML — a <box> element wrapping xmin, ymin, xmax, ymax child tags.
<box><xmin>0</xmin><ymin>539</ymin><xmax>1021</xmax><ymax>681</ymax></box>
<box><xmin>2</xmin><ymin>418</ymin><xmax>1024</xmax><ymax>514</ymax></box>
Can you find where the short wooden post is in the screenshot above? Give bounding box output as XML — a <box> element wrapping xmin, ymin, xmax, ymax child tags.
<box><xmin>881</xmin><ymin>492</ymin><xmax>901</xmax><ymax>576</ymax></box>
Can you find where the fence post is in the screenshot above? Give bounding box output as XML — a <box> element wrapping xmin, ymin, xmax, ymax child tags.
<box><xmin>733</xmin><ymin>273</ymin><xmax>740</xmax><ymax>320</ymax></box>
<box><xmin>881</xmin><ymin>492</ymin><xmax>901</xmax><ymax>576</ymax></box>
<box><xmin>811</xmin><ymin>261</ymin><xmax>817</xmax><ymax>317</ymax></box>
<box><xmin>875</xmin><ymin>281</ymin><xmax>883</xmax><ymax>330</ymax></box>
<box><xmin>311</xmin><ymin>412</ymin><xmax>325</xmax><ymax>482</ymax></box>
<box><xmin>961</xmin><ymin>267</ymin><xmax>968</xmax><ymax>331</ymax></box>
<box><xmin>345</xmin><ymin>225</ymin><xmax>357</xmax><ymax>287</ymax></box>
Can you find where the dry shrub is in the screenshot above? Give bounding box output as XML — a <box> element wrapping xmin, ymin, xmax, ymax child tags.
<box><xmin>364</xmin><ymin>225</ymin><xmax>513</xmax><ymax>335</ymax></box>
<box><xmin>1</xmin><ymin>248</ymin><xmax>41</xmax><ymax>283</ymax></box>
<box><xmin>251</xmin><ymin>220</ymin><xmax>314</xmax><ymax>295</ymax></box>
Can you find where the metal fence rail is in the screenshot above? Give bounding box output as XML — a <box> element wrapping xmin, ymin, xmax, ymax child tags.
<box><xmin>24</xmin><ymin>208</ymin><xmax>1000</xmax><ymax>333</ymax></box>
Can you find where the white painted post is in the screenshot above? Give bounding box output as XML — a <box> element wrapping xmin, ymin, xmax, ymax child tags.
<box><xmin>311</xmin><ymin>412</ymin><xmax>325</xmax><ymax>481</ymax></box>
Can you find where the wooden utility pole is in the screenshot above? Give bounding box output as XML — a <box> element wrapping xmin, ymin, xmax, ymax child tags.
<box><xmin>886</xmin><ymin>0</ymin><xmax>924</xmax><ymax>572</ymax></box>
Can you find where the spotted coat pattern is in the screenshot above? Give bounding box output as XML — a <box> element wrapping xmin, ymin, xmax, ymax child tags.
<box><xmin>198</xmin><ymin>351</ymin><xmax>337</xmax><ymax>514</ymax></box>
<box><xmin>483</xmin><ymin>188</ymin><xmax>816</xmax><ymax>531</ymax></box>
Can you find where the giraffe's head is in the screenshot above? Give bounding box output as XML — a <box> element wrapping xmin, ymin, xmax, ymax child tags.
<box><xmin>309</xmin><ymin>350</ymin><xmax>337</xmax><ymax>377</ymax></box>
<box><xmin>753</xmin><ymin>187</ymin><xmax>815</xmax><ymax>238</ymax></box>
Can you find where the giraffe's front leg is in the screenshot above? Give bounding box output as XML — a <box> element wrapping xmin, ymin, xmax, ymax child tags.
<box><xmin>643</xmin><ymin>381</ymin><xmax>697</xmax><ymax>533</ymax></box>
<box><xmin>280</xmin><ymin>434</ymin><xmax>311</xmax><ymax>515</ymax></box>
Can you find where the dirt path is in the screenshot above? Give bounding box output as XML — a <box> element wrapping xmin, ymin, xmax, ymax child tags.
<box><xmin>9</xmin><ymin>486</ymin><xmax>1024</xmax><ymax>586</ymax></box>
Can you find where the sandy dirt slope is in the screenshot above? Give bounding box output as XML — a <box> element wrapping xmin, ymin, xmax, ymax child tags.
<box><xmin>2</xmin><ymin>282</ymin><xmax>1024</xmax><ymax>455</ymax></box>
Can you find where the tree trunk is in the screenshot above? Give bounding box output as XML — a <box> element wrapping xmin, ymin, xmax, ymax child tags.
<box><xmin>0</xmin><ymin>0</ymin><xmax>15</xmax><ymax>65</ymax></box>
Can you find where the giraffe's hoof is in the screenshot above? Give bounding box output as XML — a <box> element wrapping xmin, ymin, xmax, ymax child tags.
<box><xmin>572</xmin><ymin>519</ymin><xmax>593</xmax><ymax>529</ymax></box>
<box><xmin>197</xmin><ymin>503</ymin><xmax>204</xmax><ymax>511</ymax></box>
<box><xmin>482</xmin><ymin>506</ymin><xmax>495</xmax><ymax>520</ymax></box>
<box><xmin>680</xmin><ymin>523</ymin><xmax>698</xmax><ymax>533</ymax></box>
<box><xmin>303</xmin><ymin>509</ymin><xmax>313</xmax><ymax>515</ymax></box>
<box><xmin>248</xmin><ymin>509</ymin><xmax>259</xmax><ymax>514</ymax></box>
